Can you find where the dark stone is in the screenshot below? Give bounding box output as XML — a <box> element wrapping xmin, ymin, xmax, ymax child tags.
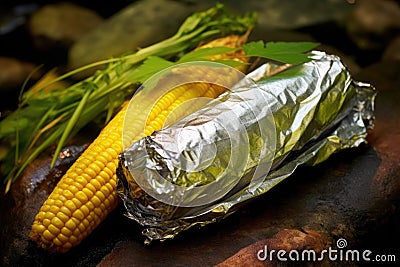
<box><xmin>346</xmin><ymin>0</ymin><xmax>400</xmax><ymax>51</ymax></box>
<box><xmin>0</xmin><ymin>56</ymin><xmax>40</xmax><ymax>111</ymax></box>
<box><xmin>215</xmin><ymin>229</ymin><xmax>330</xmax><ymax>266</ymax></box>
<box><xmin>28</xmin><ymin>2</ymin><xmax>104</xmax><ymax>51</ymax></box>
<box><xmin>0</xmin><ymin>145</ymin><xmax>87</xmax><ymax>267</ymax></box>
<box><xmin>0</xmin><ymin>57</ymin><xmax>38</xmax><ymax>89</ymax></box>
<box><xmin>382</xmin><ymin>35</ymin><xmax>400</xmax><ymax>61</ymax></box>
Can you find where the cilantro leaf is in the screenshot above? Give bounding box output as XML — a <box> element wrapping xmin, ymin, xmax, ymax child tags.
<box><xmin>126</xmin><ymin>56</ymin><xmax>174</xmax><ymax>83</ymax></box>
<box><xmin>243</xmin><ymin>41</ymin><xmax>320</xmax><ymax>64</ymax></box>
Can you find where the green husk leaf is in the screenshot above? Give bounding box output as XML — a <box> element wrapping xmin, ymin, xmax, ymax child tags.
<box><xmin>243</xmin><ymin>41</ymin><xmax>320</xmax><ymax>64</ymax></box>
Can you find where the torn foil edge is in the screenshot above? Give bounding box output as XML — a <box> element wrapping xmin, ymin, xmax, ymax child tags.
<box><xmin>116</xmin><ymin>51</ymin><xmax>376</xmax><ymax>243</ymax></box>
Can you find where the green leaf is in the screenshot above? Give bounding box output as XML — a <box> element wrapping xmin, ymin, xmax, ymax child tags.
<box><xmin>9</xmin><ymin>126</ymin><xmax>65</xmax><ymax>183</ymax></box>
<box><xmin>51</xmin><ymin>89</ymin><xmax>91</xmax><ymax>167</ymax></box>
<box><xmin>126</xmin><ymin>56</ymin><xmax>175</xmax><ymax>84</ymax></box>
<box><xmin>0</xmin><ymin>105</ymin><xmax>49</xmax><ymax>138</ymax></box>
<box><xmin>243</xmin><ymin>41</ymin><xmax>320</xmax><ymax>64</ymax></box>
<box><xmin>127</xmin><ymin>47</ymin><xmax>244</xmax><ymax>87</ymax></box>
<box><xmin>178</xmin><ymin>47</ymin><xmax>238</xmax><ymax>63</ymax></box>
<box><xmin>213</xmin><ymin>59</ymin><xmax>245</xmax><ymax>67</ymax></box>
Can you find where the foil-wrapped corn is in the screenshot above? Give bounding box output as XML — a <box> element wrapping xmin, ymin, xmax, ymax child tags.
<box><xmin>117</xmin><ymin>51</ymin><xmax>376</xmax><ymax>243</ymax></box>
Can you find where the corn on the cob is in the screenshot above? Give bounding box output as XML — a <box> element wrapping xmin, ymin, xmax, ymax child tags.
<box><xmin>30</xmin><ymin>34</ymin><xmax>249</xmax><ymax>252</ymax></box>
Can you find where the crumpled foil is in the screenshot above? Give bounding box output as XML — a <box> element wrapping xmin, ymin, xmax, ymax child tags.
<box><xmin>116</xmin><ymin>51</ymin><xmax>376</xmax><ymax>243</ymax></box>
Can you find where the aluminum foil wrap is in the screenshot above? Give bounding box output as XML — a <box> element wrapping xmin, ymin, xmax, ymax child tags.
<box><xmin>116</xmin><ymin>51</ymin><xmax>376</xmax><ymax>243</ymax></box>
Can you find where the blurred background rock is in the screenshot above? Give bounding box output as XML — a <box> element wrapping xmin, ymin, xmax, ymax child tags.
<box><xmin>0</xmin><ymin>0</ymin><xmax>400</xmax><ymax>109</ymax></box>
<box><xmin>2</xmin><ymin>0</ymin><xmax>399</xmax><ymax>113</ymax></box>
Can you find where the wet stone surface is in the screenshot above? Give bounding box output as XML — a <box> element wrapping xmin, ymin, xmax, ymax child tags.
<box><xmin>0</xmin><ymin>0</ymin><xmax>400</xmax><ymax>266</ymax></box>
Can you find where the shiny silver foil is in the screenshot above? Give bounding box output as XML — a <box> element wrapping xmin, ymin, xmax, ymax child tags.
<box><xmin>117</xmin><ymin>51</ymin><xmax>376</xmax><ymax>243</ymax></box>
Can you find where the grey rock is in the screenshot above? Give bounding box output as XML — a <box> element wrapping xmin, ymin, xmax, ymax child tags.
<box><xmin>221</xmin><ymin>0</ymin><xmax>352</xmax><ymax>30</ymax></box>
<box><xmin>0</xmin><ymin>57</ymin><xmax>39</xmax><ymax>90</ymax></box>
<box><xmin>0</xmin><ymin>145</ymin><xmax>87</xmax><ymax>267</ymax></box>
<box><xmin>382</xmin><ymin>35</ymin><xmax>400</xmax><ymax>61</ymax></box>
<box><xmin>249</xmin><ymin>28</ymin><xmax>316</xmax><ymax>43</ymax></box>
<box><xmin>28</xmin><ymin>2</ymin><xmax>104</xmax><ymax>50</ymax></box>
<box><xmin>346</xmin><ymin>0</ymin><xmax>400</xmax><ymax>50</ymax></box>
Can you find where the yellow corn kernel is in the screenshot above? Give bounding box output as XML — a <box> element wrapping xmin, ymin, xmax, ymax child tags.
<box><xmin>64</xmin><ymin>219</ymin><xmax>76</xmax><ymax>231</ymax></box>
<box><xmin>29</xmin><ymin>34</ymin><xmax>249</xmax><ymax>253</ymax></box>
<box><xmin>56</xmin><ymin>233</ymin><xmax>69</xmax><ymax>243</ymax></box>
<box><xmin>75</xmin><ymin>191</ymin><xmax>88</xmax><ymax>203</ymax></box>
<box><xmin>48</xmin><ymin>224</ymin><xmax>61</xmax><ymax>236</ymax></box>
<box><xmin>42</xmin><ymin>230</ymin><xmax>55</xmax><ymax>240</ymax></box>
<box><xmin>91</xmin><ymin>195</ymin><xmax>101</xmax><ymax>207</ymax></box>
<box><xmin>72</xmin><ymin>209</ymin><xmax>85</xmax><ymax>221</ymax></box>
<box><xmin>51</xmin><ymin>217</ymin><xmax>64</xmax><ymax>229</ymax></box>
<box><xmin>71</xmin><ymin>198</ymin><xmax>82</xmax><ymax>208</ymax></box>
<box><xmin>53</xmin><ymin>237</ymin><xmax>62</xmax><ymax>247</ymax></box>
<box><xmin>61</xmin><ymin>227</ymin><xmax>72</xmax><ymax>236</ymax></box>
<box><xmin>57</xmin><ymin>211</ymin><xmax>69</xmax><ymax>222</ymax></box>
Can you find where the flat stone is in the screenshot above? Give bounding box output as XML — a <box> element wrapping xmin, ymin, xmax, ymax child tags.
<box><xmin>28</xmin><ymin>2</ymin><xmax>104</xmax><ymax>50</ymax></box>
<box><xmin>0</xmin><ymin>145</ymin><xmax>87</xmax><ymax>267</ymax></box>
<box><xmin>382</xmin><ymin>35</ymin><xmax>400</xmax><ymax>61</ymax></box>
<box><xmin>0</xmin><ymin>57</ymin><xmax>38</xmax><ymax>90</ymax></box>
<box><xmin>215</xmin><ymin>229</ymin><xmax>330</xmax><ymax>266</ymax></box>
<box><xmin>346</xmin><ymin>0</ymin><xmax>400</xmax><ymax>50</ymax></box>
<box><xmin>224</xmin><ymin>0</ymin><xmax>352</xmax><ymax>30</ymax></box>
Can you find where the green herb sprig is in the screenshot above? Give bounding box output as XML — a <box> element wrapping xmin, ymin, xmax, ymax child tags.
<box><xmin>0</xmin><ymin>4</ymin><xmax>256</xmax><ymax>192</ymax></box>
